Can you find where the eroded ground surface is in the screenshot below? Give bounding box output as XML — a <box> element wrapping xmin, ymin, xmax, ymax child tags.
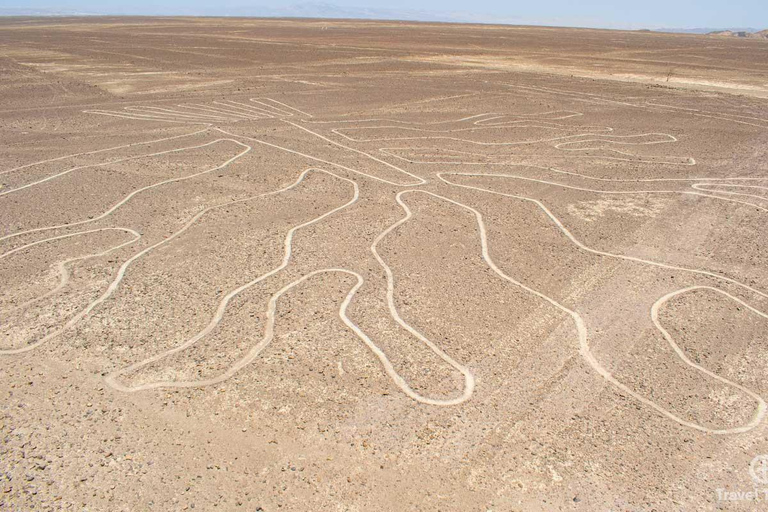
<box><xmin>1</xmin><ymin>16</ymin><xmax>768</xmax><ymax>511</ymax></box>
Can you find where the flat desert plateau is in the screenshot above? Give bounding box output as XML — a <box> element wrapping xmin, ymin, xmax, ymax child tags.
<box><xmin>1</xmin><ymin>16</ymin><xmax>768</xmax><ymax>511</ymax></box>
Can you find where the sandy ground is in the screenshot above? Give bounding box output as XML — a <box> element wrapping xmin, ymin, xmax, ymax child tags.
<box><xmin>1</xmin><ymin>16</ymin><xmax>768</xmax><ymax>511</ymax></box>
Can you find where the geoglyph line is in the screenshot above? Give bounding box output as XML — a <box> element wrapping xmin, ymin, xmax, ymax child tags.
<box><xmin>104</xmin><ymin>267</ymin><xmax>467</xmax><ymax>404</ymax></box>
<box><xmin>0</xmin><ymin>139</ymin><xmax>251</xmax><ymax>244</ymax></box>
<box><xmin>277</xmin><ymin>121</ymin><xmax>428</xmax><ymax>186</ymax></box>
<box><xmin>438</xmin><ymin>172</ymin><xmax>768</xmax><ymax>299</ymax></box>
<box><xmin>0</xmin><ymin>138</ymin><xmax>243</xmax><ymax>199</ymax></box>
<box><xmin>394</xmin><ymin>189</ymin><xmax>766</xmax><ymax>433</ymax></box>
<box><xmin>380</xmin><ymin>146</ymin><xmax>696</xmax><ymax>166</ymax></box>
<box><xmin>651</xmin><ymin>286</ymin><xmax>768</xmax><ymax>430</ymax></box>
<box><xmin>0</xmin><ymin>127</ymin><xmax>210</xmax><ymax>177</ymax></box>
<box><xmin>1</xmin><ymin>166</ymin><xmax>325</xmax><ymax>355</ymax></box>
<box><xmin>300</xmin><ymin>110</ymin><xmax>596</xmax><ymax>127</ymax></box>
<box><xmin>690</xmin><ymin>183</ymin><xmax>768</xmax><ymax>204</ymax></box>
<box><xmin>329</xmin><ymin>119</ymin><xmax>694</xmax><ymax>164</ymax></box>
<box><xmin>124</xmin><ymin>106</ymin><xmax>238</xmax><ymax>121</ymax></box>
<box><xmin>83</xmin><ymin>97</ymin><xmax>692</xmax><ymax>170</ymax></box>
<box><xmin>96</xmin><ymin>169</ymin><xmax>471</xmax><ymax>405</ymax></box>
<box><xmin>213</xmin><ymin>127</ymin><xmax>427</xmax><ymax>187</ymax></box>
<box><xmin>85</xmin><ymin>98</ymin><xmax>303</xmax><ymax>125</ymax></box>
<box><xmin>2</xmin><ymin>94</ymin><xmax>762</xmax><ymax>433</ymax></box>
<box><xmin>438</xmin><ymin>171</ymin><xmax>768</xmax><ymax>213</ymax></box>
<box><xmin>333</xmin><ymin>126</ymin><xmax>680</xmax><ymax>147</ymax></box>
<box><xmin>82</xmin><ymin>110</ymin><xmax>215</xmax><ymax>125</ymax></box>
<box><xmin>0</xmin><ymin>227</ymin><xmax>141</xmax><ymax>314</ymax></box>
<box><xmin>504</xmin><ymin>83</ymin><xmax>768</xmax><ymax>129</ymax></box>
<box><xmin>380</xmin><ymin>157</ymin><xmax>764</xmax><ymax>187</ymax></box>
<box><xmin>645</xmin><ymin>102</ymin><xmax>768</xmax><ymax>129</ymax></box>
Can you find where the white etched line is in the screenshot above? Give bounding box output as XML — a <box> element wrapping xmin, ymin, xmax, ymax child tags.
<box><xmin>437</xmin><ymin>173</ymin><xmax>768</xmax><ymax>299</ymax></box>
<box><xmin>1</xmin><ymin>139</ymin><xmax>251</xmax><ymax>243</ymax></box>
<box><xmin>397</xmin><ymin>189</ymin><xmax>766</xmax><ymax>433</ymax></box>
<box><xmin>214</xmin><ymin>127</ymin><xmax>426</xmax><ymax>187</ymax></box>
<box><xmin>260</xmin><ymin>98</ymin><xmax>312</xmax><ymax>117</ymax></box>
<box><xmin>211</xmin><ymin>101</ymin><xmax>269</xmax><ymax>119</ymax></box>
<box><xmin>0</xmin><ymin>139</ymin><xmax>236</xmax><ymax>199</ymax></box>
<box><xmin>0</xmin><ymin>128</ymin><xmax>209</xmax><ymax>177</ymax></box>
<box><xmin>125</xmin><ymin>106</ymin><xmax>235</xmax><ymax>122</ymax></box>
<box><xmin>1</xmin><ymin>227</ymin><xmax>141</xmax><ymax>315</ymax></box>
<box><xmin>85</xmin><ymin>110</ymin><xmax>214</xmax><ymax>125</ymax></box>
<box><xmin>279</xmin><ymin>121</ymin><xmax>428</xmax><ymax>186</ymax></box>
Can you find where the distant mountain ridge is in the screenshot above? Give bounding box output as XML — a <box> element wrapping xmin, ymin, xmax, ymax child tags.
<box><xmin>0</xmin><ymin>7</ymin><xmax>97</xmax><ymax>16</ymax></box>
<box><xmin>655</xmin><ymin>27</ymin><xmax>760</xmax><ymax>34</ymax></box>
<box><xmin>707</xmin><ymin>29</ymin><xmax>768</xmax><ymax>38</ymax></box>
<box><xmin>656</xmin><ymin>27</ymin><xmax>768</xmax><ymax>39</ymax></box>
<box><xmin>0</xmin><ymin>3</ymin><xmax>523</xmax><ymax>24</ymax></box>
<box><xmin>0</xmin><ymin>3</ymin><xmax>765</xmax><ymax>35</ymax></box>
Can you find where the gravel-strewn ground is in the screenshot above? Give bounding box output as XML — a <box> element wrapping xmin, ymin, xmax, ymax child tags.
<box><xmin>1</xmin><ymin>17</ymin><xmax>768</xmax><ymax>511</ymax></box>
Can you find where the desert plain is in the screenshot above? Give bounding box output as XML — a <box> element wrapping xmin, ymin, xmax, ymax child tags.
<box><xmin>1</xmin><ymin>16</ymin><xmax>768</xmax><ymax>511</ymax></box>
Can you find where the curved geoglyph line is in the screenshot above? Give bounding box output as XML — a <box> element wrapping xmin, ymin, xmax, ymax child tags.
<box><xmin>0</xmin><ymin>141</ymin><xmax>250</xmax><ymax>353</ymax></box>
<box><xmin>277</xmin><ymin>121</ymin><xmax>428</xmax><ymax>186</ymax></box>
<box><xmin>105</xmin><ymin>268</ymin><xmax>473</xmax><ymax>406</ymax></box>
<box><xmin>552</xmin><ymin>134</ymin><xmax>696</xmax><ymax>165</ymax></box>
<box><xmin>0</xmin><ymin>166</ymin><xmax>327</xmax><ymax>355</ymax></box>
<box><xmin>438</xmin><ymin>173</ymin><xmax>768</xmax><ymax>299</ymax></box>
<box><xmin>0</xmin><ymin>128</ymin><xmax>210</xmax><ymax>178</ymax></box>
<box><xmin>380</xmin><ymin>146</ymin><xmax>696</xmax><ymax>166</ymax></box>
<box><xmin>379</xmin><ymin>157</ymin><xmax>764</xmax><ymax>193</ymax></box>
<box><xmin>651</xmin><ymin>286</ymin><xmax>768</xmax><ymax>431</ymax></box>
<box><xmin>213</xmin><ymin>127</ymin><xmax>427</xmax><ymax>187</ymax></box>
<box><xmin>0</xmin><ymin>227</ymin><xmax>141</xmax><ymax>315</ymax></box>
<box><xmin>104</xmin><ymin>169</ymin><xmax>472</xmax><ymax>405</ymax></box>
<box><xmin>301</xmin><ymin>110</ymin><xmax>591</xmax><ymax>127</ymax></box>
<box><xmin>437</xmin><ymin>171</ymin><xmax>768</xmax><ymax>214</ymax></box>
<box><xmin>502</xmin><ymin>83</ymin><xmax>768</xmax><ymax>129</ymax></box>
<box><xmin>84</xmin><ymin>98</ymin><xmax>305</xmax><ymax>125</ymax></box>
<box><xmin>0</xmin><ymin>139</ymin><xmax>252</xmax><ymax>244</ymax></box>
<box><xmin>102</xmin><ymin>168</ymin><xmax>358</xmax><ymax>390</ymax></box>
<box><xmin>690</xmin><ymin>183</ymin><xmax>768</xmax><ymax>204</ymax></box>
<box><xmin>395</xmin><ymin>189</ymin><xmax>766</xmax><ymax>434</ymax></box>
<box><xmin>334</xmin><ymin>125</ymin><xmax>670</xmax><ymax>146</ymax></box>
<box><xmin>0</xmin><ymin>138</ymin><xmax>243</xmax><ymax>199</ymax></box>
<box><xmin>331</xmin><ymin>123</ymin><xmax>693</xmax><ymax>165</ymax></box>
<box><xmin>8</xmin><ymin>95</ymin><xmax>763</xmax><ymax>432</ymax></box>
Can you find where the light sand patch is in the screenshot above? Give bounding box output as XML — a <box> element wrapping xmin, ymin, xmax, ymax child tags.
<box><xmin>566</xmin><ymin>196</ymin><xmax>669</xmax><ymax>222</ymax></box>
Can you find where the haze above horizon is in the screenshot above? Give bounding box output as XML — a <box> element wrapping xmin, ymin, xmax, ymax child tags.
<box><xmin>1</xmin><ymin>0</ymin><xmax>766</xmax><ymax>31</ymax></box>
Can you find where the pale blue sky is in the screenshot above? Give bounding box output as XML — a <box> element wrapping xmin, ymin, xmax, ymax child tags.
<box><xmin>3</xmin><ymin>0</ymin><xmax>767</xmax><ymax>30</ymax></box>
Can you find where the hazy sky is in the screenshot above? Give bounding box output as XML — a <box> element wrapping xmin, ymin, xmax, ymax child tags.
<box><xmin>335</xmin><ymin>0</ymin><xmax>766</xmax><ymax>28</ymax></box>
<box><xmin>5</xmin><ymin>0</ymin><xmax>768</xmax><ymax>29</ymax></box>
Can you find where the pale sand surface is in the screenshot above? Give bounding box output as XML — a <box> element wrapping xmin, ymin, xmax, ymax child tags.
<box><xmin>1</xmin><ymin>17</ymin><xmax>768</xmax><ymax>511</ymax></box>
